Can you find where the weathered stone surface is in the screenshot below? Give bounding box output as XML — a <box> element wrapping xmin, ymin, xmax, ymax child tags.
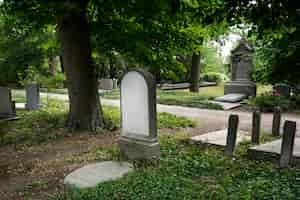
<box><xmin>248</xmin><ymin>138</ymin><xmax>300</xmax><ymax>166</ymax></box>
<box><xmin>224</xmin><ymin>81</ymin><xmax>257</xmax><ymax>97</ymax></box>
<box><xmin>252</xmin><ymin>110</ymin><xmax>261</xmax><ymax>144</ymax></box>
<box><xmin>119</xmin><ymin>136</ymin><xmax>160</xmax><ymax>160</ymax></box>
<box><xmin>280</xmin><ymin>121</ymin><xmax>296</xmax><ymax>167</ymax></box>
<box><xmin>25</xmin><ymin>84</ymin><xmax>40</xmax><ymax>110</ymax></box>
<box><xmin>224</xmin><ymin>114</ymin><xmax>239</xmax><ymax>156</ymax></box>
<box><xmin>119</xmin><ymin>69</ymin><xmax>160</xmax><ymax>160</ymax></box>
<box><xmin>64</xmin><ymin>161</ymin><xmax>133</xmax><ymax>188</ymax></box>
<box><xmin>272</xmin><ymin>106</ymin><xmax>282</xmax><ymax>137</ymax></box>
<box><xmin>0</xmin><ymin>87</ymin><xmax>16</xmax><ymax>118</ymax></box>
<box><xmin>99</xmin><ymin>79</ymin><xmax>114</xmax><ymax>90</ymax></box>
<box><xmin>208</xmin><ymin>101</ymin><xmax>241</xmax><ymax>110</ymax></box>
<box><xmin>223</xmin><ymin>39</ymin><xmax>257</xmax><ymax>97</ymax></box>
<box><xmin>214</xmin><ymin>93</ymin><xmax>247</xmax><ymax>103</ymax></box>
<box><xmin>190</xmin><ymin>129</ymin><xmax>249</xmax><ymax>147</ymax></box>
<box><xmin>273</xmin><ymin>84</ymin><xmax>291</xmax><ymax>97</ymax></box>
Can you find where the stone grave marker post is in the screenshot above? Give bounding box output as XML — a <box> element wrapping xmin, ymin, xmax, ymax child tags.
<box><xmin>119</xmin><ymin>69</ymin><xmax>160</xmax><ymax>160</ymax></box>
<box><xmin>25</xmin><ymin>83</ymin><xmax>40</xmax><ymax>110</ymax></box>
<box><xmin>272</xmin><ymin>106</ymin><xmax>282</xmax><ymax>137</ymax></box>
<box><xmin>0</xmin><ymin>87</ymin><xmax>16</xmax><ymax>118</ymax></box>
<box><xmin>279</xmin><ymin>120</ymin><xmax>296</xmax><ymax>167</ymax></box>
<box><xmin>251</xmin><ymin>110</ymin><xmax>261</xmax><ymax>144</ymax></box>
<box><xmin>224</xmin><ymin>114</ymin><xmax>239</xmax><ymax>156</ymax></box>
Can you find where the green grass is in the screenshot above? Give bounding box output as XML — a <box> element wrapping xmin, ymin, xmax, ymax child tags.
<box><xmin>0</xmin><ymin>100</ymin><xmax>196</xmax><ymax>145</ymax></box>
<box><xmin>56</xmin><ymin>134</ymin><xmax>300</xmax><ymax>200</ymax></box>
<box><xmin>102</xmin><ymin>86</ymin><xmax>224</xmax><ymax>110</ymax></box>
<box><xmin>103</xmin><ymin>106</ymin><xmax>197</xmax><ymax>129</ymax></box>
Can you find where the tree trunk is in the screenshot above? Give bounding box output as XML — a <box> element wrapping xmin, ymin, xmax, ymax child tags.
<box><xmin>48</xmin><ymin>56</ymin><xmax>56</xmax><ymax>75</ymax></box>
<box><xmin>190</xmin><ymin>52</ymin><xmax>201</xmax><ymax>92</ymax></box>
<box><xmin>59</xmin><ymin>55</ymin><xmax>65</xmax><ymax>73</ymax></box>
<box><xmin>57</xmin><ymin>6</ymin><xmax>104</xmax><ymax>131</ymax></box>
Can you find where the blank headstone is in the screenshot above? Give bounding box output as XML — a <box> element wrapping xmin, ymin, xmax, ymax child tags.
<box><xmin>0</xmin><ymin>87</ymin><xmax>16</xmax><ymax>118</ymax></box>
<box><xmin>273</xmin><ymin>84</ymin><xmax>291</xmax><ymax>97</ymax></box>
<box><xmin>224</xmin><ymin>114</ymin><xmax>239</xmax><ymax>156</ymax></box>
<box><xmin>272</xmin><ymin>106</ymin><xmax>281</xmax><ymax>137</ymax></box>
<box><xmin>279</xmin><ymin>121</ymin><xmax>296</xmax><ymax>167</ymax></box>
<box><xmin>99</xmin><ymin>79</ymin><xmax>114</xmax><ymax>90</ymax></box>
<box><xmin>25</xmin><ymin>83</ymin><xmax>40</xmax><ymax>110</ymax></box>
<box><xmin>119</xmin><ymin>69</ymin><xmax>160</xmax><ymax>160</ymax></box>
<box><xmin>252</xmin><ymin>110</ymin><xmax>261</xmax><ymax>144</ymax></box>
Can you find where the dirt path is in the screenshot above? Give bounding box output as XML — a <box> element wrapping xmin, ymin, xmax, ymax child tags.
<box><xmin>41</xmin><ymin>93</ymin><xmax>300</xmax><ymax>136</ymax></box>
<box><xmin>0</xmin><ymin>131</ymin><xmax>118</xmax><ymax>200</ymax></box>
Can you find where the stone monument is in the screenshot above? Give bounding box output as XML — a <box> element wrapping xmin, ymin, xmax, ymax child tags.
<box><xmin>99</xmin><ymin>78</ymin><xmax>114</xmax><ymax>90</ymax></box>
<box><xmin>25</xmin><ymin>83</ymin><xmax>40</xmax><ymax>110</ymax></box>
<box><xmin>224</xmin><ymin>39</ymin><xmax>256</xmax><ymax>97</ymax></box>
<box><xmin>119</xmin><ymin>69</ymin><xmax>160</xmax><ymax>160</ymax></box>
<box><xmin>0</xmin><ymin>87</ymin><xmax>16</xmax><ymax>119</ymax></box>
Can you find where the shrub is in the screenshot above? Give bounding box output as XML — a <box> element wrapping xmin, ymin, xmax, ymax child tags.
<box><xmin>247</xmin><ymin>92</ymin><xmax>291</xmax><ymax>112</ymax></box>
<box><xmin>200</xmin><ymin>72</ymin><xmax>228</xmax><ymax>83</ymax></box>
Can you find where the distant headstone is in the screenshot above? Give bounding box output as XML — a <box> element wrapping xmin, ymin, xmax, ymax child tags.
<box><xmin>273</xmin><ymin>84</ymin><xmax>291</xmax><ymax>97</ymax></box>
<box><xmin>113</xmin><ymin>79</ymin><xmax>118</xmax><ymax>89</ymax></box>
<box><xmin>99</xmin><ymin>79</ymin><xmax>114</xmax><ymax>90</ymax></box>
<box><xmin>251</xmin><ymin>110</ymin><xmax>261</xmax><ymax>144</ymax></box>
<box><xmin>272</xmin><ymin>106</ymin><xmax>282</xmax><ymax>137</ymax></box>
<box><xmin>0</xmin><ymin>87</ymin><xmax>16</xmax><ymax>119</ymax></box>
<box><xmin>224</xmin><ymin>39</ymin><xmax>256</xmax><ymax>97</ymax></box>
<box><xmin>119</xmin><ymin>69</ymin><xmax>160</xmax><ymax>160</ymax></box>
<box><xmin>25</xmin><ymin>83</ymin><xmax>40</xmax><ymax>110</ymax></box>
<box><xmin>224</xmin><ymin>114</ymin><xmax>239</xmax><ymax>156</ymax></box>
<box><xmin>280</xmin><ymin>121</ymin><xmax>296</xmax><ymax>167</ymax></box>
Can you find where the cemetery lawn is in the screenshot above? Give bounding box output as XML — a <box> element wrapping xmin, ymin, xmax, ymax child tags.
<box><xmin>102</xmin><ymin>85</ymin><xmax>273</xmax><ymax>110</ymax></box>
<box><xmin>0</xmin><ymin>99</ymin><xmax>197</xmax><ymax>146</ymax></box>
<box><xmin>57</xmin><ymin>134</ymin><xmax>300</xmax><ymax>200</ymax></box>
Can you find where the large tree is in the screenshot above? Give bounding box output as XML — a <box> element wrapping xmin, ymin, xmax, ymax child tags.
<box><xmin>2</xmin><ymin>0</ymin><xmax>229</xmax><ymax>130</ymax></box>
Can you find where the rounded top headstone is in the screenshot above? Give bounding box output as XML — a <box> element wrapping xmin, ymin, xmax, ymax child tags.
<box><xmin>120</xmin><ymin>69</ymin><xmax>157</xmax><ymax>139</ymax></box>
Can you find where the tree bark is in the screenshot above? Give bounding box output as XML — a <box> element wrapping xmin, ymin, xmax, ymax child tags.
<box><xmin>189</xmin><ymin>52</ymin><xmax>201</xmax><ymax>92</ymax></box>
<box><xmin>48</xmin><ymin>56</ymin><xmax>56</xmax><ymax>75</ymax></box>
<box><xmin>57</xmin><ymin>5</ymin><xmax>104</xmax><ymax>131</ymax></box>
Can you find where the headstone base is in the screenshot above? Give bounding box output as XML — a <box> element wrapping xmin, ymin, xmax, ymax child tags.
<box><xmin>119</xmin><ymin>136</ymin><xmax>160</xmax><ymax>160</ymax></box>
<box><xmin>224</xmin><ymin>81</ymin><xmax>257</xmax><ymax>97</ymax></box>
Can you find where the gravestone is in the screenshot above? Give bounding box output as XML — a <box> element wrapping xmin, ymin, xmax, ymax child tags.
<box><xmin>113</xmin><ymin>79</ymin><xmax>118</xmax><ymax>89</ymax></box>
<box><xmin>273</xmin><ymin>84</ymin><xmax>291</xmax><ymax>97</ymax></box>
<box><xmin>280</xmin><ymin>121</ymin><xmax>296</xmax><ymax>167</ymax></box>
<box><xmin>252</xmin><ymin>110</ymin><xmax>261</xmax><ymax>144</ymax></box>
<box><xmin>272</xmin><ymin>106</ymin><xmax>282</xmax><ymax>137</ymax></box>
<box><xmin>119</xmin><ymin>69</ymin><xmax>160</xmax><ymax>160</ymax></box>
<box><xmin>224</xmin><ymin>39</ymin><xmax>256</xmax><ymax>97</ymax></box>
<box><xmin>0</xmin><ymin>87</ymin><xmax>16</xmax><ymax>119</ymax></box>
<box><xmin>224</xmin><ymin>114</ymin><xmax>239</xmax><ymax>156</ymax></box>
<box><xmin>99</xmin><ymin>79</ymin><xmax>114</xmax><ymax>90</ymax></box>
<box><xmin>25</xmin><ymin>83</ymin><xmax>40</xmax><ymax>110</ymax></box>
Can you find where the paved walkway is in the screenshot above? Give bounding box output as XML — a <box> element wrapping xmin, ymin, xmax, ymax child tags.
<box><xmin>37</xmin><ymin>92</ymin><xmax>300</xmax><ymax>136</ymax></box>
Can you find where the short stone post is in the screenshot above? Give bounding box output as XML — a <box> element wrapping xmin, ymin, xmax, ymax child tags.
<box><xmin>25</xmin><ymin>83</ymin><xmax>40</xmax><ymax>110</ymax></box>
<box><xmin>251</xmin><ymin>110</ymin><xmax>261</xmax><ymax>144</ymax></box>
<box><xmin>224</xmin><ymin>114</ymin><xmax>239</xmax><ymax>156</ymax></box>
<box><xmin>272</xmin><ymin>106</ymin><xmax>281</xmax><ymax>136</ymax></box>
<box><xmin>279</xmin><ymin>120</ymin><xmax>296</xmax><ymax>167</ymax></box>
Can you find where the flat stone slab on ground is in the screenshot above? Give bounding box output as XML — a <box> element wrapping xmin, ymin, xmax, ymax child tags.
<box><xmin>249</xmin><ymin>138</ymin><xmax>300</xmax><ymax>165</ymax></box>
<box><xmin>64</xmin><ymin>161</ymin><xmax>133</xmax><ymax>189</ymax></box>
<box><xmin>159</xmin><ymin>81</ymin><xmax>217</xmax><ymax>90</ymax></box>
<box><xmin>209</xmin><ymin>100</ymin><xmax>241</xmax><ymax>110</ymax></box>
<box><xmin>215</xmin><ymin>93</ymin><xmax>247</xmax><ymax>103</ymax></box>
<box><xmin>190</xmin><ymin>129</ymin><xmax>249</xmax><ymax>147</ymax></box>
